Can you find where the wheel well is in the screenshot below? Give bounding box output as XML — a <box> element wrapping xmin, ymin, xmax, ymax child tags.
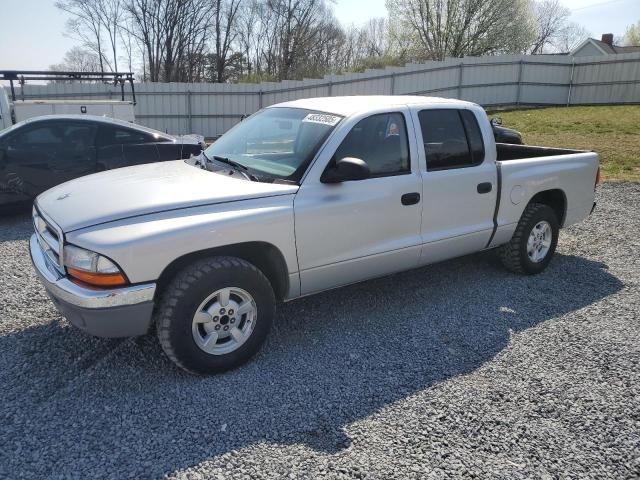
<box><xmin>529</xmin><ymin>189</ymin><xmax>567</xmax><ymax>226</ymax></box>
<box><xmin>156</xmin><ymin>242</ymin><xmax>290</xmax><ymax>301</ymax></box>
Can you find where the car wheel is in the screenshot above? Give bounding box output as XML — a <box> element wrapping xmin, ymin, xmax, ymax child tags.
<box><xmin>499</xmin><ymin>203</ymin><xmax>559</xmax><ymax>275</ymax></box>
<box><xmin>156</xmin><ymin>256</ymin><xmax>276</xmax><ymax>374</ymax></box>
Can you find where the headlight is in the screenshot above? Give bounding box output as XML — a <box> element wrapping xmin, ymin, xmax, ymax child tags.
<box><xmin>63</xmin><ymin>244</ymin><xmax>127</xmax><ymax>287</ymax></box>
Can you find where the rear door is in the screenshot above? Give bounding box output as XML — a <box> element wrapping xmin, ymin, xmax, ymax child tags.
<box><xmin>96</xmin><ymin>125</ymin><xmax>159</xmax><ymax>169</ymax></box>
<box><xmin>156</xmin><ymin>141</ymin><xmax>183</xmax><ymax>161</ymax></box>
<box><xmin>412</xmin><ymin>107</ymin><xmax>497</xmax><ymax>264</ymax></box>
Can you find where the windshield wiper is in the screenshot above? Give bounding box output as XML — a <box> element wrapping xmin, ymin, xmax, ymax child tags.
<box><xmin>200</xmin><ymin>152</ymin><xmax>258</xmax><ymax>181</ymax></box>
<box><xmin>212</xmin><ymin>155</ymin><xmax>249</xmax><ymax>171</ymax></box>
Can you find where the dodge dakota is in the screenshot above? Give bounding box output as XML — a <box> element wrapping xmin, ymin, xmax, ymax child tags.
<box><xmin>29</xmin><ymin>96</ymin><xmax>600</xmax><ymax>374</ymax></box>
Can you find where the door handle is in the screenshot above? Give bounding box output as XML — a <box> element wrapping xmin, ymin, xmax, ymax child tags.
<box><xmin>477</xmin><ymin>182</ymin><xmax>492</xmax><ymax>194</ymax></box>
<box><xmin>401</xmin><ymin>192</ymin><xmax>420</xmax><ymax>205</ymax></box>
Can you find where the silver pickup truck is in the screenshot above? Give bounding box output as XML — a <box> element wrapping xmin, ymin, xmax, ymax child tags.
<box><xmin>30</xmin><ymin>96</ymin><xmax>599</xmax><ymax>374</ymax></box>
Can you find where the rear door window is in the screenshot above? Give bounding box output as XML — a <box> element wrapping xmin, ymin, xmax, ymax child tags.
<box><xmin>63</xmin><ymin>124</ymin><xmax>97</xmax><ymax>150</ymax></box>
<box><xmin>418</xmin><ymin>109</ymin><xmax>485</xmax><ymax>171</ymax></box>
<box><xmin>114</xmin><ymin>128</ymin><xmax>151</xmax><ymax>144</ymax></box>
<box><xmin>97</xmin><ymin>126</ymin><xmax>155</xmax><ymax>147</ymax></box>
<box><xmin>460</xmin><ymin>110</ymin><xmax>485</xmax><ymax>164</ymax></box>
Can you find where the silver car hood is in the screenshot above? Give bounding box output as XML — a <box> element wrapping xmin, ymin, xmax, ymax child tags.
<box><xmin>36</xmin><ymin>160</ymin><xmax>298</xmax><ymax>232</ymax></box>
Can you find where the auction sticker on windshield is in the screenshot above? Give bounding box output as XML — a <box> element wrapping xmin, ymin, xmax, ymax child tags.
<box><xmin>302</xmin><ymin>113</ymin><xmax>341</xmax><ymax>126</ymax></box>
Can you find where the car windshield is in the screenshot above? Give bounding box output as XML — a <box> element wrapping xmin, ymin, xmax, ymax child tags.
<box><xmin>195</xmin><ymin>107</ymin><xmax>342</xmax><ymax>183</ymax></box>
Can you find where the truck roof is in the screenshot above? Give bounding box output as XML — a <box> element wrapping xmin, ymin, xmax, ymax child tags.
<box><xmin>271</xmin><ymin>95</ymin><xmax>476</xmax><ymax>116</ymax></box>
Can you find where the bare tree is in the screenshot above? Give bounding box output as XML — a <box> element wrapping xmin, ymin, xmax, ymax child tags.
<box><xmin>124</xmin><ymin>0</ymin><xmax>213</xmax><ymax>82</ymax></box>
<box><xmin>50</xmin><ymin>47</ymin><xmax>102</xmax><ymax>74</ymax></box>
<box><xmin>56</xmin><ymin>0</ymin><xmax>125</xmax><ymax>73</ymax></box>
<box><xmin>236</xmin><ymin>1</ymin><xmax>260</xmax><ymax>77</ymax></box>
<box><xmin>212</xmin><ymin>0</ymin><xmax>242</xmax><ymax>82</ymax></box>
<box><xmin>267</xmin><ymin>0</ymin><xmax>326</xmax><ymax>79</ymax></box>
<box><xmin>118</xmin><ymin>15</ymin><xmax>141</xmax><ymax>75</ymax></box>
<box><xmin>360</xmin><ymin>18</ymin><xmax>386</xmax><ymax>58</ymax></box>
<box><xmin>553</xmin><ymin>22</ymin><xmax>590</xmax><ymax>53</ymax></box>
<box><xmin>529</xmin><ymin>0</ymin><xmax>569</xmax><ymax>54</ymax></box>
<box><xmin>388</xmin><ymin>0</ymin><xmax>535</xmax><ymax>60</ymax></box>
<box><xmin>58</xmin><ymin>0</ymin><xmax>402</xmax><ymax>82</ymax></box>
<box><xmin>95</xmin><ymin>0</ymin><xmax>124</xmax><ymax>72</ymax></box>
<box><xmin>233</xmin><ymin>0</ymin><xmax>342</xmax><ymax>80</ymax></box>
<box><xmin>56</xmin><ymin>0</ymin><xmax>108</xmax><ymax>73</ymax></box>
<box><xmin>124</xmin><ymin>0</ymin><xmax>161</xmax><ymax>81</ymax></box>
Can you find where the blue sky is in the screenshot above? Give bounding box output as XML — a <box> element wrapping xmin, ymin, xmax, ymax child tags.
<box><xmin>0</xmin><ymin>0</ymin><xmax>638</xmax><ymax>70</ymax></box>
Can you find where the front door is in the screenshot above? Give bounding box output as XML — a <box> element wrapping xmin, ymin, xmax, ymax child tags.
<box><xmin>1</xmin><ymin>121</ymin><xmax>97</xmax><ymax>201</ymax></box>
<box><xmin>412</xmin><ymin>107</ymin><xmax>497</xmax><ymax>264</ymax></box>
<box><xmin>294</xmin><ymin>108</ymin><xmax>423</xmax><ymax>295</ymax></box>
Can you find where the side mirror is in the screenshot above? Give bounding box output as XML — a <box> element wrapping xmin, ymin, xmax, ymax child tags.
<box><xmin>321</xmin><ymin>157</ymin><xmax>371</xmax><ymax>183</ymax></box>
<box><xmin>491</xmin><ymin>117</ymin><xmax>503</xmax><ymax>127</ymax></box>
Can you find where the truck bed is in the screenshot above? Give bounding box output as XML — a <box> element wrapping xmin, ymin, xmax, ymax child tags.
<box><xmin>497</xmin><ymin>143</ymin><xmax>586</xmax><ymax>161</ymax></box>
<box><xmin>490</xmin><ymin>147</ymin><xmax>599</xmax><ymax>251</ymax></box>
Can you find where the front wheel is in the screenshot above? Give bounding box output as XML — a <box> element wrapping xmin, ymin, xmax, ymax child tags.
<box><xmin>155</xmin><ymin>256</ymin><xmax>276</xmax><ymax>374</ymax></box>
<box><xmin>498</xmin><ymin>203</ymin><xmax>559</xmax><ymax>275</ymax></box>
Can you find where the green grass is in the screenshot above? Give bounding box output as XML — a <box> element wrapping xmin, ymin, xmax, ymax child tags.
<box><xmin>493</xmin><ymin>105</ymin><xmax>640</xmax><ymax>182</ymax></box>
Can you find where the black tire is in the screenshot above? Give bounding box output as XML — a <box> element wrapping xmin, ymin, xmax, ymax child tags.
<box><xmin>498</xmin><ymin>203</ymin><xmax>559</xmax><ymax>275</ymax></box>
<box><xmin>155</xmin><ymin>256</ymin><xmax>276</xmax><ymax>374</ymax></box>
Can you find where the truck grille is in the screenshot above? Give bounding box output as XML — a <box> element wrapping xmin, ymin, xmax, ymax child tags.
<box><xmin>33</xmin><ymin>207</ymin><xmax>65</xmax><ymax>273</ymax></box>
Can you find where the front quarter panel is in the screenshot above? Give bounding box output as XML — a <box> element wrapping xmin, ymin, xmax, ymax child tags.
<box><xmin>66</xmin><ymin>195</ymin><xmax>298</xmax><ymax>287</ymax></box>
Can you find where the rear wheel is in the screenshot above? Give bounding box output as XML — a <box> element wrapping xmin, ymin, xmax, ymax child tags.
<box><xmin>499</xmin><ymin>203</ymin><xmax>559</xmax><ymax>275</ymax></box>
<box><xmin>155</xmin><ymin>256</ymin><xmax>275</xmax><ymax>374</ymax></box>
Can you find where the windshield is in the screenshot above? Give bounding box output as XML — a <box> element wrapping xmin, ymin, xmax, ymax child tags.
<box><xmin>198</xmin><ymin>107</ymin><xmax>342</xmax><ymax>183</ymax></box>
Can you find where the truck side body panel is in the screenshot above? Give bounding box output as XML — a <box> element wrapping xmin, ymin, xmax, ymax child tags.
<box><xmin>490</xmin><ymin>152</ymin><xmax>599</xmax><ymax>247</ymax></box>
<box><xmin>13</xmin><ymin>100</ymin><xmax>135</xmax><ymax>124</ymax></box>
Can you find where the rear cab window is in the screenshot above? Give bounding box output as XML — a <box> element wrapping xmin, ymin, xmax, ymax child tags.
<box><xmin>418</xmin><ymin>109</ymin><xmax>485</xmax><ymax>171</ymax></box>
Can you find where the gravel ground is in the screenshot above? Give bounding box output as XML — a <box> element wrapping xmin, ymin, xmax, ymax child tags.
<box><xmin>1</xmin><ymin>182</ymin><xmax>639</xmax><ymax>480</ymax></box>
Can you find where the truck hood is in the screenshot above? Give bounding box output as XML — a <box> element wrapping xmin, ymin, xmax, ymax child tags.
<box><xmin>36</xmin><ymin>160</ymin><xmax>298</xmax><ymax>232</ymax></box>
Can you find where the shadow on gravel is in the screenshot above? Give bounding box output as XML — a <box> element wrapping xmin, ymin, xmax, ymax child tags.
<box><xmin>0</xmin><ymin>252</ymin><xmax>624</xmax><ymax>478</ymax></box>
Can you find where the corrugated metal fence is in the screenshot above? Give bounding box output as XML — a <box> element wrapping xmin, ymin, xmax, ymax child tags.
<box><xmin>4</xmin><ymin>52</ymin><xmax>640</xmax><ymax>137</ymax></box>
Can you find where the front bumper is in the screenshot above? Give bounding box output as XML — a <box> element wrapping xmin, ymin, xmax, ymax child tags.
<box><xmin>29</xmin><ymin>234</ymin><xmax>156</xmax><ymax>337</ymax></box>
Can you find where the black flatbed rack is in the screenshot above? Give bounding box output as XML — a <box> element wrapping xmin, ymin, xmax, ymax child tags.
<box><xmin>0</xmin><ymin>70</ymin><xmax>136</xmax><ymax>104</ymax></box>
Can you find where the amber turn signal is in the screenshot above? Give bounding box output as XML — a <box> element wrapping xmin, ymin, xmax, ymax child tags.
<box><xmin>67</xmin><ymin>267</ymin><xmax>128</xmax><ymax>287</ymax></box>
